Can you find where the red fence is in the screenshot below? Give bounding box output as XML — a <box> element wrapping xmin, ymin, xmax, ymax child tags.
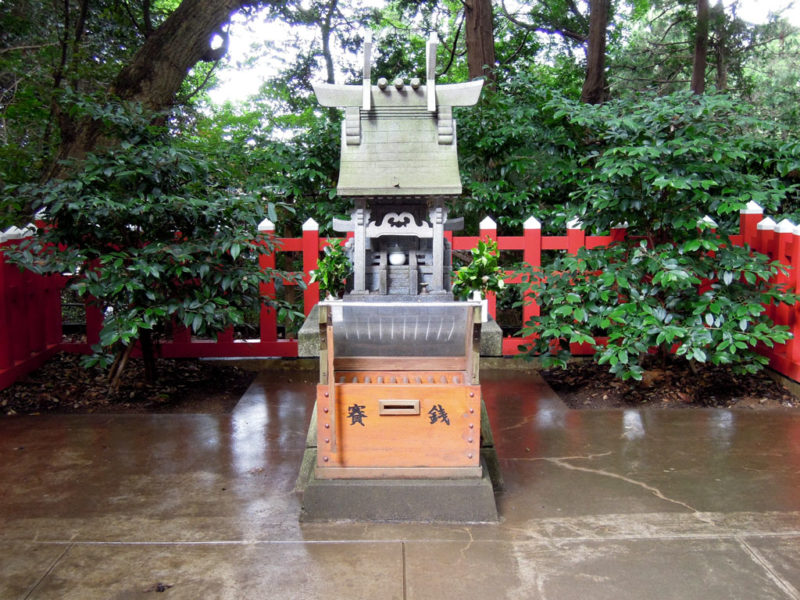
<box><xmin>2</xmin><ymin>202</ymin><xmax>800</xmax><ymax>390</ymax></box>
<box><xmin>0</xmin><ymin>233</ymin><xmax>64</xmax><ymax>390</ymax></box>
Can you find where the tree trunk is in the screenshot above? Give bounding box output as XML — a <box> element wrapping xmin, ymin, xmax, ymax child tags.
<box><xmin>53</xmin><ymin>0</ymin><xmax>253</xmax><ymax>171</ymax></box>
<box><xmin>580</xmin><ymin>0</ymin><xmax>610</xmax><ymax>104</ymax></box>
<box><xmin>139</xmin><ymin>329</ymin><xmax>158</xmax><ymax>384</ymax></box>
<box><xmin>691</xmin><ymin>0</ymin><xmax>710</xmax><ymax>94</ymax></box>
<box><xmin>464</xmin><ymin>0</ymin><xmax>496</xmax><ymax>85</ymax></box>
<box><xmin>319</xmin><ymin>0</ymin><xmax>338</xmax><ymax>85</ymax></box>
<box><xmin>712</xmin><ymin>0</ymin><xmax>727</xmax><ymax>91</ymax></box>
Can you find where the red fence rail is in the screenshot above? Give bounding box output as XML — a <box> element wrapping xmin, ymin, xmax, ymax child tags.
<box><xmin>2</xmin><ymin>201</ymin><xmax>800</xmax><ymax>390</ymax></box>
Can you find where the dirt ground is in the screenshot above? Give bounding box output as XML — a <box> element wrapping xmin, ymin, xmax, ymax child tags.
<box><xmin>541</xmin><ymin>357</ymin><xmax>800</xmax><ymax>410</ymax></box>
<box><xmin>2</xmin><ymin>352</ymin><xmax>799</xmax><ymax>416</ymax></box>
<box><xmin>0</xmin><ymin>353</ymin><xmax>255</xmax><ymax>415</ymax></box>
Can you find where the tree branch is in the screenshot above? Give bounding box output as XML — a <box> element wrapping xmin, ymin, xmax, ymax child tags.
<box><xmin>564</xmin><ymin>0</ymin><xmax>589</xmax><ymax>30</ymax></box>
<box><xmin>500</xmin><ymin>0</ymin><xmax>587</xmax><ymax>43</ymax></box>
<box><xmin>121</xmin><ymin>0</ymin><xmax>147</xmax><ymax>37</ymax></box>
<box><xmin>179</xmin><ymin>60</ymin><xmax>220</xmax><ymax>103</ymax></box>
<box><xmin>498</xmin><ymin>32</ymin><xmax>531</xmax><ymax>67</ymax></box>
<box><xmin>438</xmin><ymin>13</ymin><xmax>465</xmax><ymax>77</ymax></box>
<box><xmin>143</xmin><ymin>0</ymin><xmax>154</xmax><ymax>36</ymax></box>
<box><xmin>0</xmin><ymin>43</ymin><xmax>59</xmax><ymax>54</ymax></box>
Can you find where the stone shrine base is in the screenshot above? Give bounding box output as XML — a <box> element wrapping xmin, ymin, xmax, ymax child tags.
<box><xmin>298</xmin><ymin>452</ymin><xmax>498</xmax><ymax>522</ymax></box>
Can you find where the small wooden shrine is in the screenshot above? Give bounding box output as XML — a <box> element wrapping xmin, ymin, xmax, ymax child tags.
<box><xmin>300</xmin><ymin>34</ymin><xmax>498</xmax><ymax>520</ymax></box>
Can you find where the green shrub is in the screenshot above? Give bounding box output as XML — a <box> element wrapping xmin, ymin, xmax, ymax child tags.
<box><xmin>518</xmin><ymin>91</ymin><xmax>798</xmax><ymax>380</ymax></box>
<box><xmin>4</xmin><ymin>100</ymin><xmax>300</xmax><ymax>383</ymax></box>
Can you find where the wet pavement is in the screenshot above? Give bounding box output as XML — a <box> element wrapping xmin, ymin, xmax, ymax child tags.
<box><xmin>2</xmin><ymin>366</ymin><xmax>800</xmax><ymax>599</ymax></box>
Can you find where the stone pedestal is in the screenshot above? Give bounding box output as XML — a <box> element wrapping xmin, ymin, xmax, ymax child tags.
<box><xmin>299</xmin><ymin>455</ymin><xmax>498</xmax><ymax>522</ymax></box>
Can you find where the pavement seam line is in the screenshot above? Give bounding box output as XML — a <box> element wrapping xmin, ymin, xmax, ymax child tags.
<box><xmin>402</xmin><ymin>541</ymin><xmax>407</xmax><ymax>600</ymax></box>
<box><xmin>540</xmin><ymin>456</ymin><xmax>699</xmax><ymax>513</ymax></box>
<box><xmin>736</xmin><ymin>536</ymin><xmax>800</xmax><ymax>600</ymax></box>
<box><xmin>24</xmin><ymin>541</ymin><xmax>73</xmax><ymax>600</ymax></box>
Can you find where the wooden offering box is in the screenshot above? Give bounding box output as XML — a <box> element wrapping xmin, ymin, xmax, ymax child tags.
<box><xmin>316</xmin><ymin>301</ymin><xmax>482</xmax><ymax>479</ymax></box>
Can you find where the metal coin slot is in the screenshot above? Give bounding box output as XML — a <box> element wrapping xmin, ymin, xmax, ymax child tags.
<box><xmin>379</xmin><ymin>399</ymin><xmax>420</xmax><ymax>415</ymax></box>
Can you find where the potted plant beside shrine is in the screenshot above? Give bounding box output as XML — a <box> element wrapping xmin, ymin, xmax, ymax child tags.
<box><xmin>310</xmin><ymin>242</ymin><xmax>351</xmax><ymax>300</ymax></box>
<box><xmin>452</xmin><ymin>237</ymin><xmax>505</xmax><ymax>321</ymax></box>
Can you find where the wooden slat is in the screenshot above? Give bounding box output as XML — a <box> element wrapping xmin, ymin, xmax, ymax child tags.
<box><xmin>334</xmin><ymin>356</ymin><xmax>467</xmax><ymax>371</ymax></box>
<box><xmin>332</xmin><ymin>370</ymin><xmax>467</xmax><ymax>384</ymax></box>
<box><xmin>315</xmin><ymin>465</ymin><xmax>483</xmax><ymax>479</ymax></box>
<box><xmin>326</xmin><ymin>306</ymin><xmax>337</xmax><ymax>453</ymax></box>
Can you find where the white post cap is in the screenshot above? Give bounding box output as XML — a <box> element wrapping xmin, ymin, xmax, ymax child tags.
<box><xmin>302</xmin><ymin>218</ymin><xmax>319</xmax><ymax>231</ymax></box>
<box><xmin>567</xmin><ymin>217</ymin><xmax>583</xmax><ymax>230</ymax></box>
<box><xmin>258</xmin><ymin>218</ymin><xmax>275</xmax><ymax>232</ymax></box>
<box><xmin>757</xmin><ymin>217</ymin><xmax>777</xmax><ymax>231</ymax></box>
<box><xmin>698</xmin><ymin>215</ymin><xmax>718</xmax><ymax>228</ymax></box>
<box><xmin>741</xmin><ymin>200</ymin><xmax>764</xmax><ymax>215</ymax></box>
<box><xmin>776</xmin><ymin>218</ymin><xmax>795</xmax><ymax>233</ymax></box>
<box><xmin>0</xmin><ymin>224</ymin><xmax>35</xmax><ymax>242</ymax></box>
<box><xmin>523</xmin><ymin>216</ymin><xmax>541</xmax><ymax>230</ymax></box>
<box><xmin>479</xmin><ymin>216</ymin><xmax>497</xmax><ymax>230</ymax></box>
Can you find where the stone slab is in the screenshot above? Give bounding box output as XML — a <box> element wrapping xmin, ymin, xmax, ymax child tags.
<box><xmin>29</xmin><ymin>541</ymin><xmax>403</xmax><ymax>600</ymax></box>
<box><xmin>0</xmin><ymin>542</ymin><xmax>67</xmax><ymax>600</ymax></box>
<box><xmin>746</xmin><ymin>536</ymin><xmax>800</xmax><ymax>596</ymax></box>
<box><xmin>299</xmin><ymin>452</ymin><xmax>498</xmax><ymax>523</ymax></box>
<box><xmin>404</xmin><ymin>538</ymin><xmax>794</xmax><ymax>600</ymax></box>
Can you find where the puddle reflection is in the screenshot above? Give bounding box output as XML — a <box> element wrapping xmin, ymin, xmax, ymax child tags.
<box><xmin>709</xmin><ymin>410</ymin><xmax>735</xmax><ymax>449</ymax></box>
<box><xmin>622</xmin><ymin>410</ymin><xmax>645</xmax><ymax>440</ymax></box>
<box><xmin>231</xmin><ymin>400</ymin><xmax>267</xmax><ymax>474</ymax></box>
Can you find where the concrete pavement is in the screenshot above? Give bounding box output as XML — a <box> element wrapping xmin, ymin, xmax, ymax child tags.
<box><xmin>2</xmin><ymin>366</ymin><xmax>800</xmax><ymax>599</ymax></box>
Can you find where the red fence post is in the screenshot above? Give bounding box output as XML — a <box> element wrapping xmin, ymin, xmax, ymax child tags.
<box><xmin>0</xmin><ymin>245</ymin><xmax>11</xmax><ymax>371</ymax></box>
<box><xmin>521</xmin><ymin>216</ymin><xmax>542</xmax><ymax>328</ymax></box>
<box><xmin>302</xmin><ymin>218</ymin><xmax>320</xmax><ymax>316</ymax></box>
<box><xmin>772</xmin><ymin>220</ymin><xmax>795</xmax><ymax>366</ymax></box>
<box><xmin>789</xmin><ymin>225</ymin><xmax>800</xmax><ymax>378</ymax></box>
<box><xmin>566</xmin><ymin>218</ymin><xmax>585</xmax><ymax>255</ymax></box>
<box><xmin>45</xmin><ymin>275</ymin><xmax>64</xmax><ymax>347</ymax></box>
<box><xmin>739</xmin><ymin>201</ymin><xmax>763</xmax><ymax>249</ymax></box>
<box><xmin>85</xmin><ymin>300</ymin><xmax>103</xmax><ymax>347</ymax></box>
<box><xmin>757</xmin><ymin>216</ymin><xmax>778</xmax><ymax>330</ymax></box>
<box><xmin>9</xmin><ymin>257</ymin><xmax>26</xmax><ymax>363</ymax></box>
<box><xmin>610</xmin><ymin>223</ymin><xmax>627</xmax><ymax>246</ymax></box>
<box><xmin>479</xmin><ymin>216</ymin><xmax>498</xmax><ymax>319</ymax></box>
<box><xmin>258</xmin><ymin>218</ymin><xmax>278</xmax><ymax>344</ymax></box>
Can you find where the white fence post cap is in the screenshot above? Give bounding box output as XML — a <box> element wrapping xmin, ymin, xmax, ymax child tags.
<box><xmin>741</xmin><ymin>201</ymin><xmax>764</xmax><ymax>215</ymax></box>
<box><xmin>698</xmin><ymin>215</ymin><xmax>718</xmax><ymax>228</ymax></box>
<box><xmin>0</xmin><ymin>224</ymin><xmax>35</xmax><ymax>242</ymax></box>
<box><xmin>776</xmin><ymin>218</ymin><xmax>795</xmax><ymax>233</ymax></box>
<box><xmin>479</xmin><ymin>216</ymin><xmax>497</xmax><ymax>230</ymax></box>
<box><xmin>258</xmin><ymin>218</ymin><xmax>275</xmax><ymax>232</ymax></box>
<box><xmin>611</xmin><ymin>222</ymin><xmax>628</xmax><ymax>229</ymax></box>
<box><xmin>523</xmin><ymin>216</ymin><xmax>541</xmax><ymax>230</ymax></box>
<box><xmin>302</xmin><ymin>218</ymin><xmax>319</xmax><ymax>231</ymax></box>
<box><xmin>757</xmin><ymin>217</ymin><xmax>777</xmax><ymax>231</ymax></box>
<box><xmin>567</xmin><ymin>217</ymin><xmax>583</xmax><ymax>230</ymax></box>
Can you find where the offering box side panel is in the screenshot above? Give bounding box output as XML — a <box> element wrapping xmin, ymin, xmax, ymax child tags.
<box><xmin>315</xmin><ymin>383</ymin><xmax>481</xmax><ymax>477</ymax></box>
